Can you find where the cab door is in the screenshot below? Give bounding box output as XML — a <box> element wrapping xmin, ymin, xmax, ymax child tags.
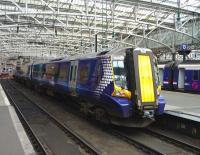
<box><xmin>125</xmin><ymin>48</ymin><xmax>157</xmax><ymax>109</ymax></box>
<box><xmin>69</xmin><ymin>60</ymin><xmax>78</xmax><ymax>96</ymax></box>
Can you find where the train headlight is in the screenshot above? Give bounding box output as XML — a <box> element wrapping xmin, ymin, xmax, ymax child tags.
<box><xmin>137</xmin><ymin>99</ymin><xmax>141</xmax><ymax>106</ymax></box>
<box><xmin>137</xmin><ymin>99</ymin><xmax>141</xmax><ymax>109</ymax></box>
<box><xmin>157</xmin><ymin>85</ymin><xmax>161</xmax><ymax>96</ymax></box>
<box><xmin>157</xmin><ymin>89</ymin><xmax>160</xmax><ymax>96</ymax></box>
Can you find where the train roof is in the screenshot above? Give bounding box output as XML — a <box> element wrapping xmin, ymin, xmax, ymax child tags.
<box><xmin>158</xmin><ymin>64</ymin><xmax>165</xmax><ymax>68</ymax></box>
<box><xmin>179</xmin><ymin>60</ymin><xmax>200</xmax><ymax>69</ymax></box>
<box><xmin>32</xmin><ymin>47</ymin><xmax>153</xmax><ymax>65</ymax></box>
<box><xmin>178</xmin><ymin>64</ymin><xmax>200</xmax><ymax>69</ymax></box>
<box><xmin>158</xmin><ymin>61</ymin><xmax>200</xmax><ymax>69</ymax></box>
<box><xmin>60</xmin><ymin>47</ymin><xmax>130</xmax><ymax>61</ymax></box>
<box><xmin>60</xmin><ymin>47</ymin><xmax>152</xmax><ymax>61</ymax></box>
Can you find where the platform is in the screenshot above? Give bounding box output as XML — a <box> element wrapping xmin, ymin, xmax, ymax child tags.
<box><xmin>0</xmin><ymin>84</ymin><xmax>35</xmax><ymax>155</ymax></box>
<box><xmin>162</xmin><ymin>90</ymin><xmax>200</xmax><ymax>122</ymax></box>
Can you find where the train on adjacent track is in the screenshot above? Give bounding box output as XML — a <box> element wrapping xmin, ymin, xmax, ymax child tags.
<box><xmin>14</xmin><ymin>47</ymin><xmax>166</xmax><ymax>127</ymax></box>
<box><xmin>158</xmin><ymin>61</ymin><xmax>200</xmax><ymax>92</ymax></box>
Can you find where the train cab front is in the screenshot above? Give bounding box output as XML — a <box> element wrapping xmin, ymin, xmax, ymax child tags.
<box><xmin>111</xmin><ymin>48</ymin><xmax>166</xmax><ymax>127</ymax></box>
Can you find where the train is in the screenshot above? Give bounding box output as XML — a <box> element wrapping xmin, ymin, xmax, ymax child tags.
<box><xmin>14</xmin><ymin>47</ymin><xmax>166</xmax><ymax>127</ymax></box>
<box><xmin>0</xmin><ymin>67</ymin><xmax>14</xmax><ymax>79</ymax></box>
<box><xmin>158</xmin><ymin>61</ymin><xmax>200</xmax><ymax>92</ymax></box>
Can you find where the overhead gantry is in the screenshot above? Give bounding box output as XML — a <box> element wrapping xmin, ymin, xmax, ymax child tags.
<box><xmin>0</xmin><ymin>0</ymin><xmax>199</xmax><ymax>58</ymax></box>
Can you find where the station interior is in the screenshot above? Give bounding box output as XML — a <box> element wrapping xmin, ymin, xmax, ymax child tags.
<box><xmin>0</xmin><ymin>0</ymin><xmax>200</xmax><ymax>155</ymax></box>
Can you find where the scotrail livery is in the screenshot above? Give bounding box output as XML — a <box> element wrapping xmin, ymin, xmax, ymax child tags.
<box><xmin>14</xmin><ymin>47</ymin><xmax>166</xmax><ymax>127</ymax></box>
<box><xmin>158</xmin><ymin>61</ymin><xmax>200</xmax><ymax>92</ymax></box>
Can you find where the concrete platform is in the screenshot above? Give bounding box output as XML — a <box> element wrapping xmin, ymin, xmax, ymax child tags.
<box><xmin>161</xmin><ymin>90</ymin><xmax>200</xmax><ymax>122</ymax></box>
<box><xmin>0</xmin><ymin>84</ymin><xmax>35</xmax><ymax>155</ymax></box>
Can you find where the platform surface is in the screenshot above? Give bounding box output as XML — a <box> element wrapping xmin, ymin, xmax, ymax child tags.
<box><xmin>162</xmin><ymin>90</ymin><xmax>200</xmax><ymax>122</ymax></box>
<box><xmin>0</xmin><ymin>84</ymin><xmax>35</xmax><ymax>155</ymax></box>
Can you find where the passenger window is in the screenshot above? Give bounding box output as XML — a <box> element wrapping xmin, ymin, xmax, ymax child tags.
<box><xmin>70</xmin><ymin>66</ymin><xmax>73</xmax><ymax>81</ymax></box>
<box><xmin>74</xmin><ymin>66</ymin><xmax>77</xmax><ymax>82</ymax></box>
<box><xmin>112</xmin><ymin>60</ymin><xmax>127</xmax><ymax>89</ymax></box>
<box><xmin>27</xmin><ymin>66</ymin><xmax>30</xmax><ymax>75</ymax></box>
<box><xmin>46</xmin><ymin>64</ymin><xmax>58</xmax><ymax>78</ymax></box>
<box><xmin>79</xmin><ymin>64</ymin><xmax>89</xmax><ymax>84</ymax></box>
<box><xmin>58</xmin><ymin>64</ymin><xmax>68</xmax><ymax>81</ymax></box>
<box><xmin>33</xmin><ymin>66</ymin><xmax>39</xmax><ymax>77</ymax></box>
<box><xmin>41</xmin><ymin>65</ymin><xmax>46</xmax><ymax>77</ymax></box>
<box><xmin>193</xmin><ymin>70</ymin><xmax>199</xmax><ymax>81</ymax></box>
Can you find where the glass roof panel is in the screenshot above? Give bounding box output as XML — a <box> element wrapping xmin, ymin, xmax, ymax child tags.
<box><xmin>141</xmin><ymin>0</ymin><xmax>200</xmax><ymax>13</ymax></box>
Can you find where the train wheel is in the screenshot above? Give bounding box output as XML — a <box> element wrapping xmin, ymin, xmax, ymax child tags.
<box><xmin>95</xmin><ymin>108</ymin><xmax>110</xmax><ymax>124</ymax></box>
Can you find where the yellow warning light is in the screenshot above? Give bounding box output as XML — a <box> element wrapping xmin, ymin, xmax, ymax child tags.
<box><xmin>138</xmin><ymin>55</ymin><xmax>155</xmax><ymax>102</ymax></box>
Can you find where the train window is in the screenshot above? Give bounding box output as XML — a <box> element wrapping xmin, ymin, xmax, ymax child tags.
<box><xmin>79</xmin><ymin>64</ymin><xmax>89</xmax><ymax>84</ymax></box>
<box><xmin>112</xmin><ymin>60</ymin><xmax>127</xmax><ymax>89</ymax></box>
<box><xmin>46</xmin><ymin>64</ymin><xmax>58</xmax><ymax>75</ymax></box>
<box><xmin>46</xmin><ymin>63</ymin><xmax>58</xmax><ymax>78</ymax></box>
<box><xmin>193</xmin><ymin>70</ymin><xmax>199</xmax><ymax>81</ymax></box>
<box><xmin>74</xmin><ymin>66</ymin><xmax>77</xmax><ymax>82</ymax></box>
<box><xmin>33</xmin><ymin>65</ymin><xmax>40</xmax><ymax>77</ymax></box>
<box><xmin>41</xmin><ymin>65</ymin><xmax>46</xmax><ymax>77</ymax></box>
<box><xmin>27</xmin><ymin>66</ymin><xmax>30</xmax><ymax>75</ymax></box>
<box><xmin>70</xmin><ymin>66</ymin><xmax>73</xmax><ymax>81</ymax></box>
<box><xmin>58</xmin><ymin>64</ymin><xmax>68</xmax><ymax>81</ymax></box>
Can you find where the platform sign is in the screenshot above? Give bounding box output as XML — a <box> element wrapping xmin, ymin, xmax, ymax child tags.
<box><xmin>181</xmin><ymin>43</ymin><xmax>188</xmax><ymax>50</ymax></box>
<box><xmin>178</xmin><ymin>43</ymin><xmax>191</xmax><ymax>56</ymax></box>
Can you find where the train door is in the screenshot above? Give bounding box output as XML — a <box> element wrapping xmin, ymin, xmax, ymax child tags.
<box><xmin>173</xmin><ymin>66</ymin><xmax>179</xmax><ymax>89</ymax></box>
<box><xmin>163</xmin><ymin>66</ymin><xmax>171</xmax><ymax>88</ymax></box>
<box><xmin>69</xmin><ymin>60</ymin><xmax>78</xmax><ymax>96</ymax></box>
<box><xmin>125</xmin><ymin>48</ymin><xmax>157</xmax><ymax>115</ymax></box>
<box><xmin>159</xmin><ymin>68</ymin><xmax>164</xmax><ymax>86</ymax></box>
<box><xmin>178</xmin><ymin>68</ymin><xmax>185</xmax><ymax>89</ymax></box>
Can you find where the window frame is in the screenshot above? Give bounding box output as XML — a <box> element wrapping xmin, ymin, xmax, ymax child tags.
<box><xmin>58</xmin><ymin>63</ymin><xmax>69</xmax><ymax>81</ymax></box>
<box><xmin>193</xmin><ymin>70</ymin><xmax>199</xmax><ymax>81</ymax></box>
<box><xmin>79</xmin><ymin>64</ymin><xmax>90</xmax><ymax>85</ymax></box>
<box><xmin>112</xmin><ymin>60</ymin><xmax>128</xmax><ymax>89</ymax></box>
<box><xmin>70</xmin><ymin>66</ymin><xmax>73</xmax><ymax>81</ymax></box>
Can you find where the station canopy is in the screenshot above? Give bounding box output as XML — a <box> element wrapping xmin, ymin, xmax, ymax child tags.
<box><xmin>0</xmin><ymin>0</ymin><xmax>199</xmax><ymax>59</ymax></box>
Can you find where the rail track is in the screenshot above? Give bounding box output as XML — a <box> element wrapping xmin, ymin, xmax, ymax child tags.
<box><xmin>144</xmin><ymin>127</ymin><xmax>200</xmax><ymax>154</ymax></box>
<box><xmin>1</xmin><ymin>80</ymin><xmax>100</xmax><ymax>155</ymax></box>
<box><xmin>144</xmin><ymin>128</ymin><xmax>200</xmax><ymax>154</ymax></box>
<box><xmin>110</xmin><ymin>127</ymin><xmax>199</xmax><ymax>155</ymax></box>
<box><xmin>110</xmin><ymin>129</ymin><xmax>164</xmax><ymax>155</ymax></box>
<box><xmin>3</xmin><ymin>79</ymin><xmax>200</xmax><ymax>155</ymax></box>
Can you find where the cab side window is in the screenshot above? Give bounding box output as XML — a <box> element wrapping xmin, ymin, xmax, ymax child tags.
<box><xmin>70</xmin><ymin>66</ymin><xmax>73</xmax><ymax>81</ymax></box>
<box><xmin>193</xmin><ymin>70</ymin><xmax>199</xmax><ymax>81</ymax></box>
<box><xmin>112</xmin><ymin>60</ymin><xmax>127</xmax><ymax>89</ymax></box>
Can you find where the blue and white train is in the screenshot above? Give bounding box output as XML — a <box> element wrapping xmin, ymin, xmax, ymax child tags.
<box><xmin>14</xmin><ymin>47</ymin><xmax>166</xmax><ymax>127</ymax></box>
<box><xmin>158</xmin><ymin>61</ymin><xmax>200</xmax><ymax>92</ymax></box>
